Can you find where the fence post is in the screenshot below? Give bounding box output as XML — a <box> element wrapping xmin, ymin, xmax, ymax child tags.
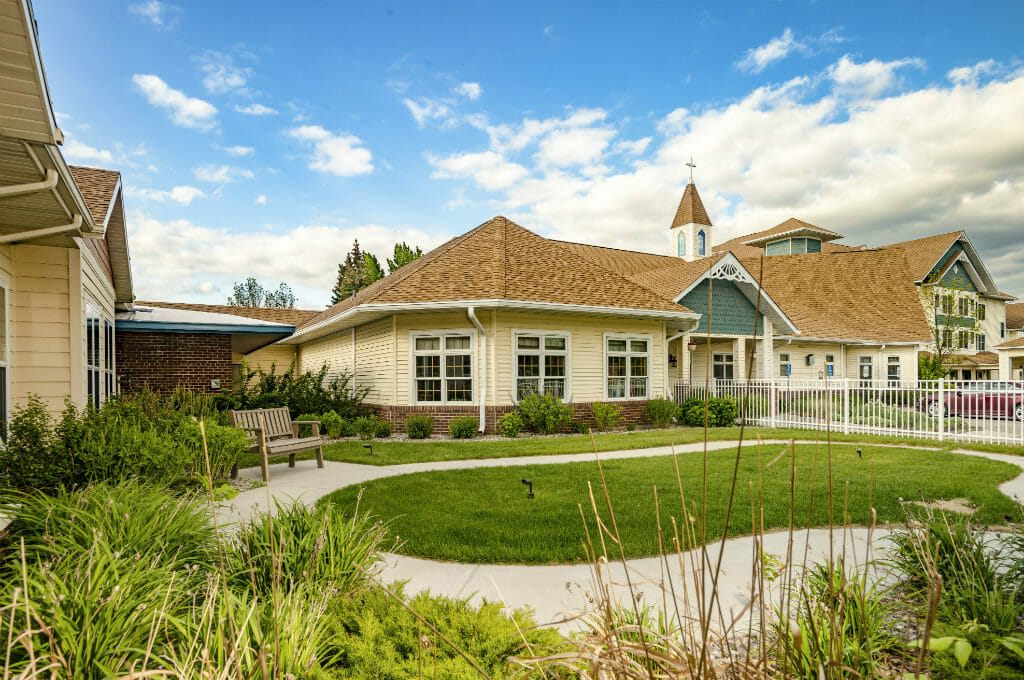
<box><xmin>843</xmin><ymin>378</ymin><xmax>850</xmax><ymax>435</ymax></box>
<box><xmin>770</xmin><ymin>378</ymin><xmax>777</xmax><ymax>429</ymax></box>
<box><xmin>937</xmin><ymin>379</ymin><xmax>945</xmax><ymax>443</ymax></box>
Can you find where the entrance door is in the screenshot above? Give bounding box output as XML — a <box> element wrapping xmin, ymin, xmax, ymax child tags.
<box><xmin>859</xmin><ymin>356</ymin><xmax>873</xmax><ymax>387</ymax></box>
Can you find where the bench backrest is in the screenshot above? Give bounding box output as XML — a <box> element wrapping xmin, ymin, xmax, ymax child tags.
<box><xmin>228</xmin><ymin>407</ymin><xmax>294</xmax><ymax>445</ymax></box>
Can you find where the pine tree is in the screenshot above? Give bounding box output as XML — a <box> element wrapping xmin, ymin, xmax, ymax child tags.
<box><xmin>330</xmin><ymin>240</ymin><xmax>364</xmax><ymax>305</ymax></box>
<box><xmin>387</xmin><ymin>242</ymin><xmax>423</xmax><ymax>273</ymax></box>
<box><xmin>361</xmin><ymin>252</ymin><xmax>385</xmax><ymax>285</ymax></box>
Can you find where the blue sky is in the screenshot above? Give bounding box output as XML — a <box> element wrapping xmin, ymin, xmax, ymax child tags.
<box><xmin>35</xmin><ymin>0</ymin><xmax>1024</xmax><ymax>307</ymax></box>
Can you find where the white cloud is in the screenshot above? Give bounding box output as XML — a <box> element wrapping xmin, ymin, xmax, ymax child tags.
<box><xmin>197</xmin><ymin>51</ymin><xmax>251</xmax><ymax>94</ymax></box>
<box><xmin>126</xmin><ymin>185</ymin><xmax>206</xmax><ymax>205</ymax></box>
<box><xmin>614</xmin><ymin>137</ymin><xmax>652</xmax><ymax>155</ymax></box>
<box><xmin>403</xmin><ymin>97</ymin><xmax>454</xmax><ymax>128</ymax></box>
<box><xmin>224</xmin><ymin>145</ymin><xmax>254</xmax><ymax>156</ymax></box>
<box><xmin>827</xmin><ymin>55</ymin><xmax>925</xmax><ymax>98</ymax></box>
<box><xmin>234</xmin><ymin>103</ymin><xmax>278</xmax><ymax>116</ymax></box>
<box><xmin>535</xmin><ymin>126</ymin><xmax>616</xmax><ymax>167</ymax></box>
<box><xmin>126</xmin><ymin>210</ymin><xmax>443</xmax><ymax>307</ymax></box>
<box><xmin>737</xmin><ymin>28</ymin><xmax>800</xmax><ymax>73</ymax></box>
<box><xmin>427</xmin><ymin>151</ymin><xmax>528</xmax><ymax>191</ymax></box>
<box><xmin>948</xmin><ymin>59</ymin><xmax>1000</xmax><ymax>85</ymax></box>
<box><xmin>255</xmin><ymin>194</ymin><xmax>267</xmax><ymax>206</ymax></box>
<box><xmin>132</xmin><ymin>74</ymin><xmax>217</xmax><ymax>131</ymax></box>
<box><xmin>286</xmin><ymin>125</ymin><xmax>374</xmax><ymax>177</ymax></box>
<box><xmin>453</xmin><ymin>82</ymin><xmax>483</xmax><ymax>100</ymax></box>
<box><xmin>422</xmin><ymin>58</ymin><xmax>1024</xmax><ymax>297</ymax></box>
<box><xmin>193</xmin><ymin>164</ymin><xmax>255</xmax><ymax>183</ymax></box>
<box><xmin>63</xmin><ymin>138</ymin><xmax>114</xmax><ymax>164</ymax></box>
<box><xmin>129</xmin><ymin>0</ymin><xmax>179</xmax><ymax>28</ymax></box>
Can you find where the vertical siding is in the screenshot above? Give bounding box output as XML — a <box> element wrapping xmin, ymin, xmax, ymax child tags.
<box><xmin>11</xmin><ymin>244</ymin><xmax>72</xmax><ymax>412</ymax></box>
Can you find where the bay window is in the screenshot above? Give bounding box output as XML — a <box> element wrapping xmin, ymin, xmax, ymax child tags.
<box><xmin>606</xmin><ymin>335</ymin><xmax>650</xmax><ymax>399</ymax></box>
<box><xmin>515</xmin><ymin>332</ymin><xmax>568</xmax><ymax>399</ymax></box>
<box><xmin>412</xmin><ymin>332</ymin><xmax>474</xmax><ymax>404</ymax></box>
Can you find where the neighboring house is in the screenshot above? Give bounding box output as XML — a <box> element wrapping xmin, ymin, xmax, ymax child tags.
<box><xmin>993</xmin><ymin>302</ymin><xmax>1024</xmax><ymax>380</ymax></box>
<box><xmin>0</xmin><ymin>0</ymin><xmax>133</xmax><ymax>425</ymax></box>
<box><xmin>115</xmin><ymin>302</ymin><xmax>317</xmax><ymax>393</ymax></box>
<box><xmin>280</xmin><ymin>216</ymin><xmax>701</xmax><ymax>432</ymax></box>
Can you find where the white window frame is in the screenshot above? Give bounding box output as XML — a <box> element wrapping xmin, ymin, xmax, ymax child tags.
<box><xmin>957</xmin><ymin>330</ymin><xmax>970</xmax><ymax>349</ymax></box>
<box><xmin>409</xmin><ymin>329</ymin><xmax>477</xmax><ymax>405</ymax></box>
<box><xmin>778</xmin><ymin>352</ymin><xmax>792</xmax><ymax>378</ymax></box>
<box><xmin>886</xmin><ymin>355</ymin><xmax>902</xmax><ymax>383</ymax></box>
<box><xmin>86</xmin><ymin>299</ymin><xmax>102</xmax><ymax>409</ymax></box>
<box><xmin>604</xmin><ymin>333</ymin><xmax>652</xmax><ymax>400</ymax></box>
<box><xmin>858</xmin><ymin>355</ymin><xmax>874</xmax><ymax>381</ymax></box>
<box><xmin>103</xmin><ymin>318</ymin><xmax>115</xmax><ymax>400</ymax></box>
<box><xmin>0</xmin><ymin>276</ymin><xmax>8</xmax><ymax>438</ymax></box>
<box><xmin>712</xmin><ymin>353</ymin><xmax>734</xmax><ymax>380</ymax></box>
<box><xmin>512</xmin><ymin>329</ymin><xmax>571</xmax><ymax>401</ymax></box>
<box><xmin>976</xmin><ymin>333</ymin><xmax>986</xmax><ymax>351</ymax></box>
<box><xmin>977</xmin><ymin>303</ymin><xmax>986</xmax><ymax>321</ymax></box>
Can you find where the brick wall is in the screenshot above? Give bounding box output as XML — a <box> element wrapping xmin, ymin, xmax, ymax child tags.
<box><xmin>116</xmin><ymin>331</ymin><xmax>232</xmax><ymax>394</ymax></box>
<box><xmin>370</xmin><ymin>399</ymin><xmax>652</xmax><ymax>435</ymax></box>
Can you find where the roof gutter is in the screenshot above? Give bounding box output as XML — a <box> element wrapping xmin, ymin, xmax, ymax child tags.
<box><xmin>467</xmin><ymin>306</ymin><xmax>487</xmax><ymax>433</ymax></box>
<box><xmin>0</xmin><ymin>213</ymin><xmax>82</xmax><ymax>244</ymax></box>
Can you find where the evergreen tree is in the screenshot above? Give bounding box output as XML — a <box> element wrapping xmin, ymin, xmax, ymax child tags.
<box><xmin>361</xmin><ymin>252</ymin><xmax>385</xmax><ymax>285</ymax></box>
<box><xmin>387</xmin><ymin>242</ymin><xmax>423</xmax><ymax>273</ymax></box>
<box><xmin>330</xmin><ymin>240</ymin><xmax>364</xmax><ymax>305</ymax></box>
<box><xmin>228</xmin><ymin>277</ymin><xmax>296</xmax><ymax>308</ymax></box>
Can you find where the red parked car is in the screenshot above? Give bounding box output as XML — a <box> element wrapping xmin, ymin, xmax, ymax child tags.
<box><xmin>921</xmin><ymin>382</ymin><xmax>1024</xmax><ymax>420</ymax></box>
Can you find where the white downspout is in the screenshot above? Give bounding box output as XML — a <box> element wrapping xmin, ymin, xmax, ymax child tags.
<box><xmin>467</xmin><ymin>307</ymin><xmax>487</xmax><ymax>433</ymax></box>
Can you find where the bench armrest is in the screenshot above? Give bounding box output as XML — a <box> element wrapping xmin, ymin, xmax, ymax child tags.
<box><xmin>292</xmin><ymin>420</ymin><xmax>321</xmax><ymax>437</ymax></box>
<box><xmin>291</xmin><ymin>420</ymin><xmax>321</xmax><ymax>426</ymax></box>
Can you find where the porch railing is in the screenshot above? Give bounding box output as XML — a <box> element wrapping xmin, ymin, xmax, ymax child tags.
<box><xmin>670</xmin><ymin>378</ymin><xmax>1024</xmax><ymax>447</ymax></box>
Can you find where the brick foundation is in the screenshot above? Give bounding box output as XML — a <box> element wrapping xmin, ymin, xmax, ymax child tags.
<box><xmin>370</xmin><ymin>400</ymin><xmax>653</xmax><ymax>435</ymax></box>
<box><xmin>116</xmin><ymin>331</ymin><xmax>232</xmax><ymax>394</ymax></box>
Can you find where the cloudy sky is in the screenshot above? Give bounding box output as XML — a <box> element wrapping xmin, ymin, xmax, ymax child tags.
<box><xmin>37</xmin><ymin>1</ymin><xmax>1024</xmax><ymax>307</ymax></box>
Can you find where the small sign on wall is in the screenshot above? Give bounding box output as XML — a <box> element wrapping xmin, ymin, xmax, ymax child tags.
<box><xmin>210</xmin><ymin>379</ymin><xmax>221</xmax><ymax>390</ymax></box>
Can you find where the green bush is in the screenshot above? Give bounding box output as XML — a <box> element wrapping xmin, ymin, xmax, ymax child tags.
<box><xmin>448</xmin><ymin>416</ymin><xmax>478</xmax><ymax>439</ymax></box>
<box><xmin>517</xmin><ymin>393</ymin><xmax>572</xmax><ymax>434</ymax></box>
<box><xmin>353</xmin><ymin>415</ymin><xmax>380</xmax><ymax>440</ymax></box>
<box><xmin>644</xmin><ymin>398</ymin><xmax>679</xmax><ymax>428</ymax></box>
<box><xmin>296</xmin><ymin>412</ymin><xmax>321</xmax><ymax>437</ymax></box>
<box><xmin>231</xmin><ymin>360</ymin><xmax>370</xmax><ymax>420</ymax></box>
<box><xmin>497</xmin><ymin>411</ymin><xmax>524</xmax><ymax>438</ymax></box>
<box><xmin>374</xmin><ymin>418</ymin><xmax>392</xmax><ymax>438</ymax></box>
<box><xmin>320</xmin><ymin>410</ymin><xmax>346</xmax><ymax>439</ymax></box>
<box><xmin>326</xmin><ymin>583</ymin><xmax>561</xmax><ymax>680</ymax></box>
<box><xmin>590</xmin><ymin>402</ymin><xmax>623</xmax><ymax>431</ymax></box>
<box><xmin>0</xmin><ymin>396</ymin><xmax>63</xmax><ymax>491</ymax></box>
<box><xmin>571</xmin><ymin>421</ymin><xmax>588</xmax><ymax>434</ymax></box>
<box><xmin>680</xmin><ymin>396</ymin><xmax>738</xmax><ymax>427</ymax></box>
<box><xmin>405</xmin><ymin>414</ymin><xmax>434</xmax><ymax>439</ymax></box>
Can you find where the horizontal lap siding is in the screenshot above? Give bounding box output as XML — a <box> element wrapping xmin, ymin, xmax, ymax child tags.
<box><xmin>11</xmin><ymin>245</ymin><xmax>71</xmax><ymax>412</ymax></box>
<box><xmin>239</xmin><ymin>344</ymin><xmax>296</xmax><ymax>374</ymax></box>
<box><xmin>356</xmin><ymin>319</ymin><xmax>395</xmax><ymax>404</ymax></box>
<box><xmin>395</xmin><ymin>311</ymin><xmax>478</xmax><ymax>405</ymax></box>
<box><xmin>690</xmin><ymin>340</ymin><xmax>739</xmax><ymax>382</ymax></box>
<box><xmin>298</xmin><ymin>330</ymin><xmax>354</xmax><ymax>378</ymax></box>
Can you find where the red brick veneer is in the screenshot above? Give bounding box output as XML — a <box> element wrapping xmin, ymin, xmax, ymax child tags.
<box><xmin>370</xmin><ymin>400</ymin><xmax>652</xmax><ymax>435</ymax></box>
<box><xmin>116</xmin><ymin>332</ymin><xmax>232</xmax><ymax>394</ymax></box>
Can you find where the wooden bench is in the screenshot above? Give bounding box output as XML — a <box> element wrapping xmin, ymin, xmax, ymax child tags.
<box><xmin>228</xmin><ymin>407</ymin><xmax>324</xmax><ymax>482</ymax></box>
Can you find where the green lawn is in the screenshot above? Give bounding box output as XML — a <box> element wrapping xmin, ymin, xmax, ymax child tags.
<box><xmin>320</xmin><ymin>444</ymin><xmax>1021</xmax><ymax>564</ymax></box>
<box><xmin>239</xmin><ymin>425</ymin><xmax>1024</xmax><ymax>469</ymax></box>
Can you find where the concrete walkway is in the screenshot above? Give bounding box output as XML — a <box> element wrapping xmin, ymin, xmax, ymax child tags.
<box><xmin>218</xmin><ymin>439</ymin><xmax>1024</xmax><ymax>629</ymax></box>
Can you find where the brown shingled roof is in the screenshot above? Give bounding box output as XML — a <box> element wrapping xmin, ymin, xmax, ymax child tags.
<box><xmin>993</xmin><ymin>337</ymin><xmax>1024</xmax><ymax>350</ymax></box>
<box><xmin>881</xmin><ymin>230</ymin><xmax>963</xmax><ymax>282</ymax></box>
<box><xmin>1007</xmin><ymin>303</ymin><xmax>1024</xmax><ymax>331</ymax></box>
<box><xmin>625</xmin><ymin>255</ymin><xmax>728</xmax><ymax>301</ymax></box>
<box><xmin>69</xmin><ymin>166</ymin><xmax>120</xmax><ymax>226</ymax></box>
<box><xmin>299</xmin><ymin>216</ymin><xmax>693</xmax><ymax>331</ymax></box>
<box><xmin>137</xmin><ymin>301</ymin><xmax>319</xmax><ymax>326</ymax></box>
<box><xmin>712</xmin><ymin>218</ymin><xmax>852</xmax><ymax>257</ymax></box>
<box><xmin>670</xmin><ymin>183</ymin><xmax>712</xmax><ymax>228</ymax></box>
<box><xmin>554</xmin><ymin>241</ymin><xmax>679</xmax><ymax>276</ymax></box>
<box><xmin>738</xmin><ymin>249</ymin><xmax>933</xmax><ymax>344</ymax></box>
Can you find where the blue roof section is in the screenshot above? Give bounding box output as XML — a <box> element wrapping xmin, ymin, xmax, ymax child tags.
<box><xmin>115</xmin><ymin>320</ymin><xmax>294</xmax><ymax>335</ymax></box>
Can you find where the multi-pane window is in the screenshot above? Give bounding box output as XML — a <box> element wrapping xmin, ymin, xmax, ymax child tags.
<box><xmin>958</xmin><ymin>297</ymin><xmax>971</xmax><ymax>317</ymax></box>
<box><xmin>104</xmin><ymin>320</ymin><xmax>115</xmax><ymax>400</ymax></box>
<box><xmin>977</xmin><ymin>334</ymin><xmax>986</xmax><ymax>351</ymax></box>
<box><xmin>941</xmin><ymin>295</ymin><xmax>954</xmax><ymax>315</ymax></box>
<box><xmin>712</xmin><ymin>353</ymin><xmax>733</xmax><ymax>380</ymax></box>
<box><xmin>515</xmin><ymin>333</ymin><xmax>568</xmax><ymax>399</ymax></box>
<box><xmin>887</xmin><ymin>356</ymin><xmax>901</xmax><ymax>383</ymax></box>
<box><xmin>86</xmin><ymin>302</ymin><xmax>102</xmax><ymax>408</ymax></box>
<box><xmin>942</xmin><ymin>329</ymin><xmax>953</xmax><ymax>349</ymax></box>
<box><xmin>412</xmin><ymin>333</ymin><xmax>473</xmax><ymax>404</ymax></box>
<box><xmin>606</xmin><ymin>336</ymin><xmax>649</xmax><ymax>399</ymax></box>
<box><xmin>779</xmin><ymin>352</ymin><xmax>792</xmax><ymax>378</ymax></box>
<box><xmin>977</xmin><ymin>303</ymin><xmax>987</xmax><ymax>321</ymax></box>
<box><xmin>0</xmin><ymin>284</ymin><xmax>6</xmax><ymax>439</ymax></box>
<box><xmin>957</xmin><ymin>330</ymin><xmax>970</xmax><ymax>349</ymax></box>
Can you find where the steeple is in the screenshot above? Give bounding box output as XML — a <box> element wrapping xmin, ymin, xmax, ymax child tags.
<box><xmin>669</xmin><ymin>160</ymin><xmax>713</xmax><ymax>261</ymax></box>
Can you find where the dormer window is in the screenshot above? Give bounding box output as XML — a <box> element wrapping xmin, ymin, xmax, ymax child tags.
<box><xmin>765</xmin><ymin>237</ymin><xmax>822</xmax><ymax>255</ymax></box>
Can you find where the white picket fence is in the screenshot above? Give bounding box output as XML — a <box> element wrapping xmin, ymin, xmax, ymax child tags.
<box><xmin>671</xmin><ymin>379</ymin><xmax>1024</xmax><ymax>447</ymax></box>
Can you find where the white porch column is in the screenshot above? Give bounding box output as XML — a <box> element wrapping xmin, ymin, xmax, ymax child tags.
<box><xmin>681</xmin><ymin>334</ymin><xmax>691</xmax><ymax>382</ymax></box>
<box><xmin>734</xmin><ymin>337</ymin><xmax>745</xmax><ymax>381</ymax></box>
<box><xmin>999</xmin><ymin>349</ymin><xmax>1012</xmax><ymax>380</ymax></box>
<box><xmin>762</xmin><ymin>318</ymin><xmax>774</xmax><ymax>379</ymax></box>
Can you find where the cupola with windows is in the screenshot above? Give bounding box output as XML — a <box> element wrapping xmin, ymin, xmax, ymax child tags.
<box><xmin>668</xmin><ymin>161</ymin><xmax>713</xmax><ymax>262</ymax></box>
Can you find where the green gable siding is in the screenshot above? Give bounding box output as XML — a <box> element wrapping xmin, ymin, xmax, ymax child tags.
<box><xmin>927</xmin><ymin>242</ymin><xmax>966</xmax><ymax>282</ymax></box>
<box><xmin>938</xmin><ymin>260</ymin><xmax>977</xmax><ymax>292</ymax></box>
<box><xmin>765</xmin><ymin>240</ymin><xmax>789</xmax><ymax>256</ymax></box>
<box><xmin>682</xmin><ymin>279</ymin><xmax>764</xmax><ymax>335</ymax></box>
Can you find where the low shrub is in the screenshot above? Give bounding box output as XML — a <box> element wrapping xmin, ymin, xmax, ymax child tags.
<box><xmin>644</xmin><ymin>398</ymin><xmax>679</xmax><ymax>428</ymax></box>
<box><xmin>448</xmin><ymin>416</ymin><xmax>478</xmax><ymax>439</ymax></box>
<box><xmin>517</xmin><ymin>393</ymin><xmax>572</xmax><ymax>434</ymax></box>
<box><xmin>590</xmin><ymin>402</ymin><xmax>623</xmax><ymax>431</ymax></box>
<box><xmin>296</xmin><ymin>412</ymin><xmax>321</xmax><ymax>437</ymax></box>
<box><xmin>231</xmin><ymin>360</ymin><xmax>371</xmax><ymax>420</ymax></box>
<box><xmin>679</xmin><ymin>396</ymin><xmax>738</xmax><ymax>427</ymax></box>
<box><xmin>498</xmin><ymin>411</ymin><xmax>524</xmax><ymax>438</ymax></box>
<box><xmin>405</xmin><ymin>414</ymin><xmax>434</xmax><ymax>439</ymax></box>
<box><xmin>325</xmin><ymin>583</ymin><xmax>562</xmax><ymax>680</ymax></box>
<box><xmin>374</xmin><ymin>418</ymin><xmax>392</xmax><ymax>438</ymax></box>
<box><xmin>320</xmin><ymin>410</ymin><xmax>346</xmax><ymax>438</ymax></box>
<box><xmin>353</xmin><ymin>415</ymin><xmax>380</xmax><ymax>440</ymax></box>
<box><xmin>571</xmin><ymin>421</ymin><xmax>588</xmax><ymax>434</ymax></box>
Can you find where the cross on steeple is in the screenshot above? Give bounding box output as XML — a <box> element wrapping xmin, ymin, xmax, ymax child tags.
<box><xmin>686</xmin><ymin>156</ymin><xmax>696</xmax><ymax>184</ymax></box>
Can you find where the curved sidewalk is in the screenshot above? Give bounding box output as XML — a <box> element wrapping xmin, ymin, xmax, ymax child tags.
<box><xmin>220</xmin><ymin>440</ymin><xmax>1024</xmax><ymax>629</ymax></box>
